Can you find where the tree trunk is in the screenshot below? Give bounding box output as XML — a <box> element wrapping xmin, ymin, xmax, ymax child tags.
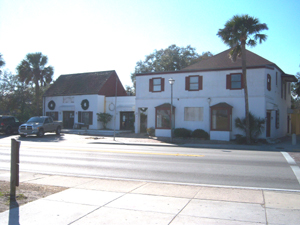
<box><xmin>35</xmin><ymin>79</ymin><xmax>40</xmax><ymax>116</ymax></box>
<box><xmin>241</xmin><ymin>43</ymin><xmax>251</xmax><ymax>144</ymax></box>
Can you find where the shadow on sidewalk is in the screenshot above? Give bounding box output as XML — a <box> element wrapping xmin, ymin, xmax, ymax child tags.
<box><xmin>9</xmin><ymin>198</ymin><xmax>20</xmax><ymax>225</ymax></box>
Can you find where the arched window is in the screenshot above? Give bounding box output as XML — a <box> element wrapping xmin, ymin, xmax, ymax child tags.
<box><xmin>267</xmin><ymin>74</ymin><xmax>271</xmax><ymax>91</ymax></box>
<box><xmin>155</xmin><ymin>103</ymin><xmax>175</xmax><ymax>129</ymax></box>
<box><xmin>210</xmin><ymin>103</ymin><xmax>233</xmax><ymax>131</ymax></box>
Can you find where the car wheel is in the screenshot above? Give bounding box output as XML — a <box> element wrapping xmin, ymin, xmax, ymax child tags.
<box><xmin>5</xmin><ymin>127</ymin><xmax>12</xmax><ymax>135</ymax></box>
<box><xmin>20</xmin><ymin>134</ymin><xmax>26</xmax><ymax>138</ymax></box>
<box><xmin>37</xmin><ymin>129</ymin><xmax>44</xmax><ymax>137</ymax></box>
<box><xmin>56</xmin><ymin>126</ymin><xmax>61</xmax><ymax>135</ymax></box>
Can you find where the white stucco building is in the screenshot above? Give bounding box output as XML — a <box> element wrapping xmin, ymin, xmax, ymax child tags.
<box><xmin>43</xmin><ymin>49</ymin><xmax>296</xmax><ymax>141</ymax></box>
<box><xmin>43</xmin><ymin>71</ymin><xmax>135</xmax><ymax>130</ymax></box>
<box><xmin>135</xmin><ymin>49</ymin><xmax>297</xmax><ymax>141</ymax></box>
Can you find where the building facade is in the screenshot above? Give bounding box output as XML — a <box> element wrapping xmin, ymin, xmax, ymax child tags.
<box><xmin>135</xmin><ymin>49</ymin><xmax>296</xmax><ymax>141</ymax></box>
<box><xmin>43</xmin><ymin>71</ymin><xmax>135</xmax><ymax>130</ymax></box>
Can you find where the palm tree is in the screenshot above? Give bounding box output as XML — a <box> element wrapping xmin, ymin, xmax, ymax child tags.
<box><xmin>0</xmin><ymin>53</ymin><xmax>5</xmax><ymax>75</ymax></box>
<box><xmin>217</xmin><ymin>15</ymin><xmax>268</xmax><ymax>144</ymax></box>
<box><xmin>17</xmin><ymin>53</ymin><xmax>54</xmax><ymax>115</ymax></box>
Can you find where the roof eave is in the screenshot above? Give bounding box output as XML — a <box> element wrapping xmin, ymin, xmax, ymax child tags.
<box><xmin>136</xmin><ymin>64</ymin><xmax>275</xmax><ymax>76</ymax></box>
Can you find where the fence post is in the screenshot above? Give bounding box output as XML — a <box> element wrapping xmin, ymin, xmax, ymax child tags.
<box><xmin>10</xmin><ymin>139</ymin><xmax>20</xmax><ymax>200</ymax></box>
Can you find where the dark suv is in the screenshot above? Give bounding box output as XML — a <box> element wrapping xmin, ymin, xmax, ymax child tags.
<box><xmin>0</xmin><ymin>115</ymin><xmax>22</xmax><ymax>135</ymax></box>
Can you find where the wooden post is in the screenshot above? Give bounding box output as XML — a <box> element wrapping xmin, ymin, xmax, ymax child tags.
<box><xmin>10</xmin><ymin>139</ymin><xmax>20</xmax><ymax>200</ymax></box>
<box><xmin>292</xmin><ymin>133</ymin><xmax>297</xmax><ymax>145</ymax></box>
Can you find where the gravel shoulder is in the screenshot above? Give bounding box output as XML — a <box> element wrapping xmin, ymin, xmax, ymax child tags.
<box><xmin>0</xmin><ymin>181</ymin><xmax>67</xmax><ymax>213</ymax></box>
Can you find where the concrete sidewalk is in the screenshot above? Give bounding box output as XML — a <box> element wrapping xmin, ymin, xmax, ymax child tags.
<box><xmin>1</xmin><ymin>171</ymin><xmax>300</xmax><ymax>225</ymax></box>
<box><xmin>63</xmin><ymin>129</ymin><xmax>300</xmax><ymax>152</ymax></box>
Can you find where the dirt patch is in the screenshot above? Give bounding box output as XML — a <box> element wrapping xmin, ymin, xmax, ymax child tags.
<box><xmin>0</xmin><ymin>181</ymin><xmax>67</xmax><ymax>213</ymax></box>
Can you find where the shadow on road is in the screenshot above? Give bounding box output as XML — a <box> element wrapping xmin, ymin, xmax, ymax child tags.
<box><xmin>0</xmin><ymin>132</ymin><xmax>19</xmax><ymax>140</ymax></box>
<box><xmin>16</xmin><ymin>133</ymin><xmax>66</xmax><ymax>143</ymax></box>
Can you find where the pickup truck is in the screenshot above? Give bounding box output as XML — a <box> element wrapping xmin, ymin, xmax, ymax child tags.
<box><xmin>18</xmin><ymin>116</ymin><xmax>62</xmax><ymax>137</ymax></box>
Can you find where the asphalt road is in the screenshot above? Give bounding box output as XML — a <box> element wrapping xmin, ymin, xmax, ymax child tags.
<box><xmin>0</xmin><ymin>133</ymin><xmax>300</xmax><ymax>191</ymax></box>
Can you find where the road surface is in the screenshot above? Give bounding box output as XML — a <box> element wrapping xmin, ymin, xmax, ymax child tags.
<box><xmin>0</xmin><ymin>133</ymin><xmax>299</xmax><ymax>191</ymax></box>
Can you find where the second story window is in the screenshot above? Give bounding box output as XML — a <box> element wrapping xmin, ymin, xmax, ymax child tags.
<box><xmin>185</xmin><ymin>75</ymin><xmax>203</xmax><ymax>91</ymax></box>
<box><xmin>267</xmin><ymin>74</ymin><xmax>271</xmax><ymax>91</ymax></box>
<box><xmin>226</xmin><ymin>73</ymin><xmax>243</xmax><ymax>90</ymax></box>
<box><xmin>149</xmin><ymin>78</ymin><xmax>164</xmax><ymax>92</ymax></box>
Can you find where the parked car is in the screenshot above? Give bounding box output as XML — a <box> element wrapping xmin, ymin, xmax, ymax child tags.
<box><xmin>0</xmin><ymin>115</ymin><xmax>22</xmax><ymax>135</ymax></box>
<box><xmin>18</xmin><ymin>116</ymin><xmax>62</xmax><ymax>137</ymax></box>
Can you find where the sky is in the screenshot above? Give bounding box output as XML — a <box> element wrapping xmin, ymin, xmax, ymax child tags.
<box><xmin>0</xmin><ymin>0</ymin><xmax>299</xmax><ymax>88</ymax></box>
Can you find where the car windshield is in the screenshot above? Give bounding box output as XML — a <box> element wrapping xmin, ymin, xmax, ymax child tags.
<box><xmin>27</xmin><ymin>117</ymin><xmax>44</xmax><ymax>123</ymax></box>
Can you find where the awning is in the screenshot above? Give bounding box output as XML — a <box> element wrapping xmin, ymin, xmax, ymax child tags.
<box><xmin>282</xmin><ymin>74</ymin><xmax>298</xmax><ymax>82</ymax></box>
<box><xmin>59</xmin><ymin>105</ymin><xmax>75</xmax><ymax>111</ymax></box>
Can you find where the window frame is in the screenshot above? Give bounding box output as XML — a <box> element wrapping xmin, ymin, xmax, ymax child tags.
<box><xmin>149</xmin><ymin>77</ymin><xmax>165</xmax><ymax>92</ymax></box>
<box><xmin>210</xmin><ymin>105</ymin><xmax>232</xmax><ymax>131</ymax></box>
<box><xmin>46</xmin><ymin>111</ymin><xmax>59</xmax><ymax>121</ymax></box>
<box><xmin>155</xmin><ymin>105</ymin><xmax>175</xmax><ymax>129</ymax></box>
<box><xmin>226</xmin><ymin>73</ymin><xmax>244</xmax><ymax>90</ymax></box>
<box><xmin>185</xmin><ymin>75</ymin><xmax>203</xmax><ymax>91</ymax></box>
<box><xmin>184</xmin><ymin>107</ymin><xmax>204</xmax><ymax>121</ymax></box>
<box><xmin>267</xmin><ymin>74</ymin><xmax>271</xmax><ymax>91</ymax></box>
<box><xmin>78</xmin><ymin>111</ymin><xmax>93</xmax><ymax>125</ymax></box>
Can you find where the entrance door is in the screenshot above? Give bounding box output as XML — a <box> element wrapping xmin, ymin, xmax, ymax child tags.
<box><xmin>140</xmin><ymin>108</ymin><xmax>148</xmax><ymax>133</ymax></box>
<box><xmin>120</xmin><ymin>112</ymin><xmax>134</xmax><ymax>130</ymax></box>
<box><xmin>266</xmin><ymin>112</ymin><xmax>271</xmax><ymax>137</ymax></box>
<box><xmin>63</xmin><ymin>111</ymin><xmax>74</xmax><ymax>129</ymax></box>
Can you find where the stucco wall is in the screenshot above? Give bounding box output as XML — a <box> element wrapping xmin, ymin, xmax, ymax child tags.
<box><xmin>44</xmin><ymin>95</ymin><xmax>104</xmax><ymax>129</ymax></box>
<box><xmin>105</xmin><ymin>96</ymin><xmax>135</xmax><ymax>130</ymax></box>
<box><xmin>135</xmin><ymin>67</ymin><xmax>292</xmax><ymax>140</ymax></box>
<box><xmin>44</xmin><ymin>95</ymin><xmax>135</xmax><ymax>130</ymax></box>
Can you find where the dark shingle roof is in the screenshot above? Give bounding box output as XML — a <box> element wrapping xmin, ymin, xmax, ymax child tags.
<box><xmin>183</xmin><ymin>49</ymin><xmax>274</xmax><ymax>71</ymax></box>
<box><xmin>44</xmin><ymin>71</ymin><xmax>122</xmax><ymax>97</ymax></box>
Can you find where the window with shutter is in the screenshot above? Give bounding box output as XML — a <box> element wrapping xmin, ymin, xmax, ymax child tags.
<box><xmin>149</xmin><ymin>78</ymin><xmax>164</xmax><ymax>92</ymax></box>
<box><xmin>226</xmin><ymin>73</ymin><xmax>243</xmax><ymax>90</ymax></box>
<box><xmin>185</xmin><ymin>75</ymin><xmax>202</xmax><ymax>91</ymax></box>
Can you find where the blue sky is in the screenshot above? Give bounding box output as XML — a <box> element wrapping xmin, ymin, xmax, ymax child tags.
<box><xmin>0</xmin><ymin>0</ymin><xmax>299</xmax><ymax>87</ymax></box>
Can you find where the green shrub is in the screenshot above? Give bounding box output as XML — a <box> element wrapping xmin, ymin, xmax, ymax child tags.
<box><xmin>235</xmin><ymin>134</ymin><xmax>247</xmax><ymax>144</ymax></box>
<box><xmin>191</xmin><ymin>129</ymin><xmax>209</xmax><ymax>139</ymax></box>
<box><xmin>174</xmin><ymin>128</ymin><xmax>191</xmax><ymax>138</ymax></box>
<box><xmin>97</xmin><ymin>113</ymin><xmax>113</xmax><ymax>129</ymax></box>
<box><xmin>147</xmin><ymin>127</ymin><xmax>155</xmax><ymax>136</ymax></box>
<box><xmin>235</xmin><ymin>112</ymin><xmax>265</xmax><ymax>140</ymax></box>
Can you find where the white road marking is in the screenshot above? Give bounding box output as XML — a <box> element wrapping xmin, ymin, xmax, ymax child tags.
<box><xmin>281</xmin><ymin>151</ymin><xmax>300</xmax><ymax>185</ymax></box>
<box><xmin>281</xmin><ymin>152</ymin><xmax>297</xmax><ymax>165</ymax></box>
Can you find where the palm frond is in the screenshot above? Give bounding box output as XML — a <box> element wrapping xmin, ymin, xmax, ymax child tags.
<box><xmin>235</xmin><ymin>112</ymin><xmax>265</xmax><ymax>140</ymax></box>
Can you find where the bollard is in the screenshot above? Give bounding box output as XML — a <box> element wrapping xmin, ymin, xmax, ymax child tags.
<box><xmin>292</xmin><ymin>133</ymin><xmax>297</xmax><ymax>145</ymax></box>
<box><xmin>10</xmin><ymin>139</ymin><xmax>21</xmax><ymax>200</ymax></box>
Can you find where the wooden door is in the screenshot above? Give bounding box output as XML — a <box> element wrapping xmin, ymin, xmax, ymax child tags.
<box><xmin>63</xmin><ymin>111</ymin><xmax>74</xmax><ymax>129</ymax></box>
<box><xmin>266</xmin><ymin>112</ymin><xmax>271</xmax><ymax>137</ymax></box>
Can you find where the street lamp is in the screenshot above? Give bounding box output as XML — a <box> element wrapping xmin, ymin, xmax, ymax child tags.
<box><xmin>169</xmin><ymin>78</ymin><xmax>175</xmax><ymax>142</ymax></box>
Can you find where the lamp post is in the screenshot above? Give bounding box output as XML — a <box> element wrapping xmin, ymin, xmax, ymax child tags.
<box><xmin>169</xmin><ymin>78</ymin><xmax>175</xmax><ymax>142</ymax></box>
